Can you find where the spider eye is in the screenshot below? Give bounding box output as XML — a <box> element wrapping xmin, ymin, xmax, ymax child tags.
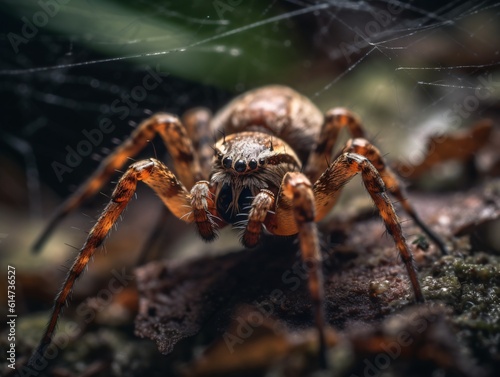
<box><xmin>222</xmin><ymin>157</ymin><xmax>232</xmax><ymax>169</ymax></box>
<box><xmin>259</xmin><ymin>158</ymin><xmax>265</xmax><ymax>166</ymax></box>
<box><xmin>249</xmin><ymin>159</ymin><xmax>258</xmax><ymax>170</ymax></box>
<box><xmin>234</xmin><ymin>160</ymin><xmax>247</xmax><ymax>173</ymax></box>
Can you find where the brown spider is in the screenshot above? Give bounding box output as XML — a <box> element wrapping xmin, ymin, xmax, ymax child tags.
<box><xmin>28</xmin><ymin>85</ymin><xmax>447</xmax><ymax>370</ymax></box>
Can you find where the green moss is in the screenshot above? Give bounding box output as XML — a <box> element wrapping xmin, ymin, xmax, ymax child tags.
<box><xmin>421</xmin><ymin>252</ymin><xmax>500</xmax><ymax>363</ymax></box>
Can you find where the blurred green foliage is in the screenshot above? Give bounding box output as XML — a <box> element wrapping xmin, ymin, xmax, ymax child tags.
<box><xmin>5</xmin><ymin>0</ymin><xmax>303</xmax><ymax>88</ymax></box>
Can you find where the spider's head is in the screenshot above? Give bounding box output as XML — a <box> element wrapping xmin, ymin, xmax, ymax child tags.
<box><xmin>210</xmin><ymin>131</ymin><xmax>301</xmax><ymax>224</ymax></box>
<box><xmin>213</xmin><ymin>131</ymin><xmax>273</xmax><ymax>176</ymax></box>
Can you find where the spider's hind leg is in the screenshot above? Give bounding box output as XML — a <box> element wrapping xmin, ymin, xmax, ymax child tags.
<box><xmin>183</xmin><ymin>107</ymin><xmax>214</xmax><ymax>180</ymax></box>
<box><xmin>305</xmin><ymin>108</ymin><xmax>365</xmax><ymax>182</ymax></box>
<box><xmin>33</xmin><ymin>114</ymin><xmax>202</xmax><ymax>252</ymax></box>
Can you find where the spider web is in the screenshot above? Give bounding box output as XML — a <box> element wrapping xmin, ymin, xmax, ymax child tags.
<box><xmin>0</xmin><ymin>0</ymin><xmax>499</xmax><ymax>214</ymax></box>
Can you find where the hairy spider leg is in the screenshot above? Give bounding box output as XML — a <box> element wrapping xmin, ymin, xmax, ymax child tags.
<box><xmin>138</xmin><ymin>109</ymin><xmax>215</xmax><ymax>264</ymax></box>
<box><xmin>276</xmin><ymin>172</ymin><xmax>327</xmax><ymax>368</ymax></box>
<box><xmin>312</xmin><ymin>152</ymin><xmax>424</xmax><ymax>303</ymax></box>
<box><xmin>27</xmin><ymin>158</ymin><xmax>195</xmax><ymax>369</ymax></box>
<box><xmin>344</xmin><ymin>138</ymin><xmax>449</xmax><ymax>254</ymax></box>
<box><xmin>305</xmin><ymin>107</ymin><xmax>448</xmax><ymax>255</ymax></box>
<box><xmin>304</xmin><ymin>108</ymin><xmax>365</xmax><ymax>182</ymax></box>
<box><xmin>183</xmin><ymin>107</ymin><xmax>214</xmax><ymax>180</ymax></box>
<box><xmin>33</xmin><ymin>114</ymin><xmax>202</xmax><ymax>252</ymax></box>
<box><xmin>241</xmin><ymin>189</ymin><xmax>275</xmax><ymax>247</ymax></box>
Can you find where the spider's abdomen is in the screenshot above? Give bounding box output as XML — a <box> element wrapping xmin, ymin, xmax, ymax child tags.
<box><xmin>211</xmin><ymin>85</ymin><xmax>323</xmax><ymax>163</ymax></box>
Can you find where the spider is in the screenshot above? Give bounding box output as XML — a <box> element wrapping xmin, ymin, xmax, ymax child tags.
<box><xmin>28</xmin><ymin>85</ymin><xmax>448</xmax><ymax>370</ymax></box>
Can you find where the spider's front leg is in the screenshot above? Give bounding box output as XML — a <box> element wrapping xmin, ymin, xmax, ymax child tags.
<box><xmin>313</xmin><ymin>152</ymin><xmax>424</xmax><ymax>303</ymax></box>
<box><xmin>274</xmin><ymin>172</ymin><xmax>328</xmax><ymax>368</ymax></box>
<box><xmin>26</xmin><ymin>158</ymin><xmax>197</xmax><ymax>369</ymax></box>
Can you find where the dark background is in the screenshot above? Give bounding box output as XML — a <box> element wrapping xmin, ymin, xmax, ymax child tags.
<box><xmin>2</xmin><ymin>1</ymin><xmax>499</xmax><ymax>200</ymax></box>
